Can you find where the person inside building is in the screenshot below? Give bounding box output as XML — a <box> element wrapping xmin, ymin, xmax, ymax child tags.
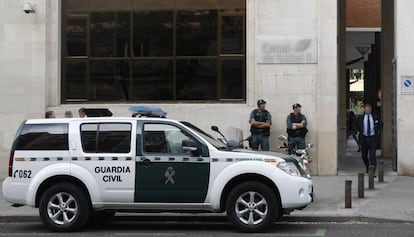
<box><xmin>286</xmin><ymin>103</ymin><xmax>308</xmax><ymax>153</ymax></box>
<box><xmin>354</xmin><ymin>103</ymin><xmax>383</xmax><ymax>174</ymax></box>
<box><xmin>64</xmin><ymin>111</ymin><xmax>73</xmax><ymax>118</ymax></box>
<box><xmin>249</xmin><ymin>99</ymin><xmax>272</xmax><ymax>151</ymax></box>
<box><xmin>79</xmin><ymin>108</ymin><xmax>87</xmax><ymax>118</ymax></box>
<box><xmin>45</xmin><ymin>111</ymin><xmax>55</xmax><ymax>119</ymax></box>
<box><xmin>347</xmin><ymin>110</ymin><xmax>360</xmax><ymax>152</ymax></box>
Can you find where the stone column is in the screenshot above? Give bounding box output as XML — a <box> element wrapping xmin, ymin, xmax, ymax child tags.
<box><xmin>317</xmin><ymin>0</ymin><xmax>339</xmax><ymax>175</ymax></box>
<box><xmin>381</xmin><ymin>0</ymin><xmax>394</xmax><ymax>159</ymax></box>
<box><xmin>395</xmin><ymin>0</ymin><xmax>414</xmax><ymax>176</ymax></box>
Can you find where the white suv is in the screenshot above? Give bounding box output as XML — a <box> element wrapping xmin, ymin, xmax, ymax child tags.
<box><xmin>2</xmin><ymin>117</ymin><xmax>313</xmax><ymax>232</ymax></box>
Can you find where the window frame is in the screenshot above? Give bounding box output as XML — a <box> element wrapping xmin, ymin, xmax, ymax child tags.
<box><xmin>80</xmin><ymin>122</ymin><xmax>133</xmax><ymax>154</ymax></box>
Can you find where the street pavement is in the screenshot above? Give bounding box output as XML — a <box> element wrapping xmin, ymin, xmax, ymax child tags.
<box><xmin>0</xmin><ymin>140</ymin><xmax>414</xmax><ymax>235</ymax></box>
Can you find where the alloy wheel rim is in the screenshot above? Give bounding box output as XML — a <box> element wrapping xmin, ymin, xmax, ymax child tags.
<box><xmin>47</xmin><ymin>192</ymin><xmax>78</xmax><ymax>225</ymax></box>
<box><xmin>235</xmin><ymin>191</ymin><xmax>268</xmax><ymax>226</ymax></box>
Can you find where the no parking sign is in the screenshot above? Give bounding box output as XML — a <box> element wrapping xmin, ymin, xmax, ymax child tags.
<box><xmin>401</xmin><ymin>76</ymin><xmax>414</xmax><ymax>95</ymax></box>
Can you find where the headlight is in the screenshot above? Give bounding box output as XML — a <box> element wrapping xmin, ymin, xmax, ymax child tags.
<box><xmin>277</xmin><ymin>161</ymin><xmax>301</xmax><ymax>176</ymax></box>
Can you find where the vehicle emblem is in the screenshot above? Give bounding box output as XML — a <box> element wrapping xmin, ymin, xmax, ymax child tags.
<box><xmin>165</xmin><ymin>166</ymin><xmax>175</xmax><ymax>184</ymax></box>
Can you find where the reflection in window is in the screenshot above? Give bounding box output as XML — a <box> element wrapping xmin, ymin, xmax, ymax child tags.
<box><xmin>176</xmin><ymin>10</ymin><xmax>217</xmax><ymax>56</ymax></box>
<box><xmin>143</xmin><ymin>123</ymin><xmax>196</xmax><ymax>155</ymax></box>
<box><xmin>97</xmin><ymin>123</ymin><xmax>132</xmax><ymax>153</ymax></box>
<box><xmin>16</xmin><ymin>124</ymin><xmax>69</xmax><ymax>151</ymax></box>
<box><xmin>133</xmin><ymin>11</ymin><xmax>173</xmax><ymax>57</ymax></box>
<box><xmin>80</xmin><ymin>123</ymin><xmax>132</xmax><ymax>153</ymax></box>
<box><xmin>89</xmin><ymin>60</ymin><xmax>130</xmax><ymax>101</ymax></box>
<box><xmin>80</xmin><ymin>124</ymin><xmax>98</xmax><ymax>153</ymax></box>
<box><xmin>221</xmin><ymin>60</ymin><xmax>244</xmax><ymax>99</ymax></box>
<box><xmin>176</xmin><ymin>59</ymin><xmax>217</xmax><ymax>100</ymax></box>
<box><xmin>90</xmin><ymin>12</ymin><xmax>130</xmax><ymax>57</ymax></box>
<box><xmin>132</xmin><ymin>60</ymin><xmax>173</xmax><ymax>100</ymax></box>
<box><xmin>66</xmin><ymin>14</ymin><xmax>87</xmax><ymax>56</ymax></box>
<box><xmin>221</xmin><ymin>16</ymin><xmax>243</xmax><ymax>54</ymax></box>
<box><xmin>65</xmin><ymin>61</ymin><xmax>87</xmax><ymax>99</ymax></box>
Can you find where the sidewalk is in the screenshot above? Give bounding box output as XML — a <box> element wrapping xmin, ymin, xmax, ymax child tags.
<box><xmin>1</xmin><ymin>142</ymin><xmax>413</xmax><ymax>223</ymax></box>
<box><xmin>291</xmin><ymin>142</ymin><xmax>414</xmax><ymax>222</ymax></box>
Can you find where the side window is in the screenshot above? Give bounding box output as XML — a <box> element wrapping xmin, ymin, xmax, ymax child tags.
<box><xmin>143</xmin><ymin>124</ymin><xmax>196</xmax><ymax>155</ymax></box>
<box><xmin>98</xmin><ymin>124</ymin><xmax>131</xmax><ymax>153</ymax></box>
<box><xmin>16</xmin><ymin>124</ymin><xmax>69</xmax><ymax>150</ymax></box>
<box><xmin>80</xmin><ymin>124</ymin><xmax>98</xmax><ymax>153</ymax></box>
<box><xmin>80</xmin><ymin>123</ymin><xmax>132</xmax><ymax>153</ymax></box>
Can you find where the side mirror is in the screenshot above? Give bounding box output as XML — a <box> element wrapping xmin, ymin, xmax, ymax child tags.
<box><xmin>278</xmin><ymin>135</ymin><xmax>288</xmax><ymax>141</ymax></box>
<box><xmin>182</xmin><ymin>140</ymin><xmax>198</xmax><ymax>152</ymax></box>
<box><xmin>211</xmin><ymin>125</ymin><xmax>228</xmax><ymax>143</ymax></box>
<box><xmin>211</xmin><ymin>126</ymin><xmax>219</xmax><ymax>132</ymax></box>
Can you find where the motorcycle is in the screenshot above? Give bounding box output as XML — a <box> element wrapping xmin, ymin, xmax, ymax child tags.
<box><xmin>277</xmin><ymin>135</ymin><xmax>313</xmax><ymax>177</ymax></box>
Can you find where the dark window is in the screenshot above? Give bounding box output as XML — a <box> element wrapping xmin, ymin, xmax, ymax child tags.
<box><xmin>65</xmin><ymin>61</ymin><xmax>87</xmax><ymax>100</ymax></box>
<box><xmin>221</xmin><ymin>16</ymin><xmax>243</xmax><ymax>54</ymax></box>
<box><xmin>90</xmin><ymin>12</ymin><xmax>130</xmax><ymax>57</ymax></box>
<box><xmin>176</xmin><ymin>59</ymin><xmax>217</xmax><ymax>100</ymax></box>
<box><xmin>132</xmin><ymin>60</ymin><xmax>173</xmax><ymax>100</ymax></box>
<box><xmin>81</xmin><ymin>123</ymin><xmax>132</xmax><ymax>153</ymax></box>
<box><xmin>16</xmin><ymin>124</ymin><xmax>69</xmax><ymax>150</ymax></box>
<box><xmin>89</xmin><ymin>60</ymin><xmax>130</xmax><ymax>101</ymax></box>
<box><xmin>133</xmin><ymin>11</ymin><xmax>173</xmax><ymax>57</ymax></box>
<box><xmin>176</xmin><ymin>10</ymin><xmax>217</xmax><ymax>56</ymax></box>
<box><xmin>62</xmin><ymin>0</ymin><xmax>245</xmax><ymax>102</ymax></box>
<box><xmin>65</xmin><ymin>14</ymin><xmax>87</xmax><ymax>56</ymax></box>
<box><xmin>221</xmin><ymin>60</ymin><xmax>244</xmax><ymax>99</ymax></box>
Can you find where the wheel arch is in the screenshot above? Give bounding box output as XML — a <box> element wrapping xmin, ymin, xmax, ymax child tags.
<box><xmin>219</xmin><ymin>173</ymin><xmax>282</xmax><ymax>212</ymax></box>
<box><xmin>35</xmin><ymin>175</ymin><xmax>92</xmax><ymax>208</ymax></box>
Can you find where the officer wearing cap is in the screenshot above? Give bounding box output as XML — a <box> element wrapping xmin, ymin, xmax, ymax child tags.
<box><xmin>249</xmin><ymin>99</ymin><xmax>272</xmax><ymax>151</ymax></box>
<box><xmin>286</xmin><ymin>103</ymin><xmax>308</xmax><ymax>153</ymax></box>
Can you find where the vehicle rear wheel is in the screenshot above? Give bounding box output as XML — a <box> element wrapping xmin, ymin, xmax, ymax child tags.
<box><xmin>39</xmin><ymin>183</ymin><xmax>90</xmax><ymax>232</ymax></box>
<box><xmin>226</xmin><ymin>181</ymin><xmax>280</xmax><ymax>232</ymax></box>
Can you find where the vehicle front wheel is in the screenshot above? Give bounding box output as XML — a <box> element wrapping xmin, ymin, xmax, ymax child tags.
<box><xmin>39</xmin><ymin>183</ymin><xmax>90</xmax><ymax>232</ymax></box>
<box><xmin>226</xmin><ymin>181</ymin><xmax>280</xmax><ymax>232</ymax></box>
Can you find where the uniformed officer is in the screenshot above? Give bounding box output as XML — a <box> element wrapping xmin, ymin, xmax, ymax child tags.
<box><xmin>286</xmin><ymin>103</ymin><xmax>308</xmax><ymax>153</ymax></box>
<box><xmin>249</xmin><ymin>99</ymin><xmax>272</xmax><ymax>151</ymax></box>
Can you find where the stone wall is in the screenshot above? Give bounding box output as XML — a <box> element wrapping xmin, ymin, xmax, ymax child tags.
<box><xmin>0</xmin><ymin>0</ymin><xmax>50</xmax><ymax>178</ymax></box>
<box><xmin>395</xmin><ymin>0</ymin><xmax>414</xmax><ymax>176</ymax></box>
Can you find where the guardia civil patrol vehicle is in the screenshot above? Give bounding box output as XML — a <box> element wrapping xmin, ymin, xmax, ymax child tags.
<box><xmin>2</xmin><ymin>114</ymin><xmax>313</xmax><ymax>232</ymax></box>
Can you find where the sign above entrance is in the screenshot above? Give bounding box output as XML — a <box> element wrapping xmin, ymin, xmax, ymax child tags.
<box><xmin>401</xmin><ymin>76</ymin><xmax>414</xmax><ymax>95</ymax></box>
<box><xmin>256</xmin><ymin>37</ymin><xmax>318</xmax><ymax>64</ymax></box>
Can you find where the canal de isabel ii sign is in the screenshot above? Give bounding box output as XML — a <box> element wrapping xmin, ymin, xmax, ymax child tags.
<box><xmin>257</xmin><ymin>37</ymin><xmax>318</xmax><ymax>64</ymax></box>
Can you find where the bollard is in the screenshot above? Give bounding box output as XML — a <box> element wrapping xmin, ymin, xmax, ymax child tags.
<box><xmin>345</xmin><ymin>180</ymin><xmax>352</xmax><ymax>208</ymax></box>
<box><xmin>368</xmin><ymin>165</ymin><xmax>375</xmax><ymax>190</ymax></box>
<box><xmin>358</xmin><ymin>173</ymin><xmax>364</xmax><ymax>198</ymax></box>
<box><xmin>378</xmin><ymin>160</ymin><xmax>384</xmax><ymax>183</ymax></box>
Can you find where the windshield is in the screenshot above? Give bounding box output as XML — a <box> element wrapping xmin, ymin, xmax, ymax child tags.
<box><xmin>180</xmin><ymin>121</ymin><xmax>228</xmax><ymax>150</ymax></box>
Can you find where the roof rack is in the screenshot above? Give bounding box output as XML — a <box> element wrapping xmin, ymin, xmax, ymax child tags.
<box><xmin>129</xmin><ymin>106</ymin><xmax>167</xmax><ymax>118</ymax></box>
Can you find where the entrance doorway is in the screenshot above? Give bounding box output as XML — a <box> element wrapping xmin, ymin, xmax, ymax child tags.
<box><xmin>337</xmin><ymin>0</ymin><xmax>395</xmax><ymax>175</ymax></box>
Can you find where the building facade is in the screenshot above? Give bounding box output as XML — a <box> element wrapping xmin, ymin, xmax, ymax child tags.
<box><xmin>0</xmin><ymin>0</ymin><xmax>412</xmax><ymax>178</ymax></box>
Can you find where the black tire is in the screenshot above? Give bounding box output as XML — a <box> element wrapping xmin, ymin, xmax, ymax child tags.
<box><xmin>226</xmin><ymin>181</ymin><xmax>280</xmax><ymax>233</ymax></box>
<box><xmin>39</xmin><ymin>183</ymin><xmax>90</xmax><ymax>232</ymax></box>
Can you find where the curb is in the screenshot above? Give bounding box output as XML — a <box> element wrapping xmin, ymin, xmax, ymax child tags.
<box><xmin>0</xmin><ymin>214</ymin><xmax>412</xmax><ymax>224</ymax></box>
